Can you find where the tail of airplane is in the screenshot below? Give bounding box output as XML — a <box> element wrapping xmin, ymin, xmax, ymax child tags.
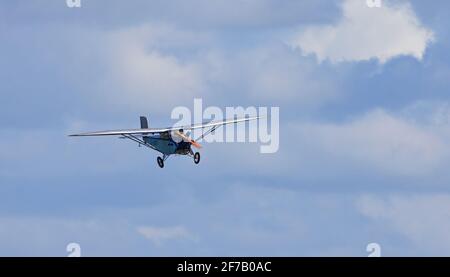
<box><xmin>140</xmin><ymin>116</ymin><xmax>148</xmax><ymax>129</ymax></box>
<box><xmin>140</xmin><ymin>116</ymin><xmax>149</xmax><ymax>140</ymax></box>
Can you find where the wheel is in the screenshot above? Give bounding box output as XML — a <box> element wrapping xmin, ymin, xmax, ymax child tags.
<box><xmin>157</xmin><ymin>156</ymin><xmax>164</xmax><ymax>168</ymax></box>
<box><xmin>193</xmin><ymin>152</ymin><xmax>200</xmax><ymax>164</ymax></box>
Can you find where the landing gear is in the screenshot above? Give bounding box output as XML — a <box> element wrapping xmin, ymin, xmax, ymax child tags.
<box><xmin>157</xmin><ymin>156</ymin><xmax>164</xmax><ymax>168</ymax></box>
<box><xmin>194</xmin><ymin>152</ymin><xmax>200</xmax><ymax>164</ymax></box>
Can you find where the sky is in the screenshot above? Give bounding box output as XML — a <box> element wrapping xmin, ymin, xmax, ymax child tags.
<box><xmin>1</xmin><ymin>0</ymin><xmax>450</xmax><ymax>256</ymax></box>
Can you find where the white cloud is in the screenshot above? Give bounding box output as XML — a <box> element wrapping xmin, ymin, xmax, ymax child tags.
<box><xmin>55</xmin><ymin>21</ymin><xmax>342</xmax><ymax>113</ymax></box>
<box><xmin>97</xmin><ymin>31</ymin><xmax>338</xmax><ymax>111</ymax></box>
<box><xmin>194</xmin><ymin>44</ymin><xmax>340</xmax><ymax>106</ymax></box>
<box><xmin>199</xmin><ymin>102</ymin><xmax>450</xmax><ymax>180</ymax></box>
<box><xmin>357</xmin><ymin>194</ymin><xmax>450</xmax><ymax>255</ymax></box>
<box><xmin>401</xmin><ymin>100</ymin><xmax>450</xmax><ymax>127</ymax></box>
<box><xmin>97</xmin><ymin>25</ymin><xmax>208</xmax><ymax>114</ymax></box>
<box><xmin>290</xmin><ymin>0</ymin><xmax>434</xmax><ymax>64</ymax></box>
<box><xmin>26</xmin><ymin>22</ymin><xmax>339</xmax><ymax>114</ymax></box>
<box><xmin>239</xmin><ymin>46</ymin><xmax>337</xmax><ymax>104</ymax></box>
<box><xmin>298</xmin><ymin>108</ymin><xmax>448</xmax><ymax>176</ymax></box>
<box><xmin>137</xmin><ymin>226</ymin><xmax>194</xmax><ymax>245</ymax></box>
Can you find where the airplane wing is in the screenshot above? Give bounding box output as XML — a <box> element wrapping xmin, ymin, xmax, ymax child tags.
<box><xmin>69</xmin><ymin>116</ymin><xmax>260</xmax><ymax>137</ymax></box>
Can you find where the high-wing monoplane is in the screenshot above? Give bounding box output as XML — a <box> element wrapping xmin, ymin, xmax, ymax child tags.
<box><xmin>70</xmin><ymin>116</ymin><xmax>259</xmax><ymax>168</ymax></box>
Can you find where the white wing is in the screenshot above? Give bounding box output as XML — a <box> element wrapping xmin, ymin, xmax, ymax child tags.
<box><xmin>69</xmin><ymin>116</ymin><xmax>260</xmax><ymax>137</ymax></box>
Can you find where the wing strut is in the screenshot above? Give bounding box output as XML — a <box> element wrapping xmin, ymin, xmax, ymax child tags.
<box><xmin>121</xmin><ymin>134</ymin><xmax>159</xmax><ymax>152</ymax></box>
<box><xmin>195</xmin><ymin>125</ymin><xmax>218</xmax><ymax>141</ymax></box>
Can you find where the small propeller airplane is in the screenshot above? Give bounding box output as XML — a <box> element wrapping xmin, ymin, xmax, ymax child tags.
<box><xmin>69</xmin><ymin>116</ymin><xmax>259</xmax><ymax>168</ymax></box>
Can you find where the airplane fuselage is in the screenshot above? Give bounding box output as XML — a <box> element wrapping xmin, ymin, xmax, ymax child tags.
<box><xmin>144</xmin><ymin>134</ymin><xmax>192</xmax><ymax>155</ymax></box>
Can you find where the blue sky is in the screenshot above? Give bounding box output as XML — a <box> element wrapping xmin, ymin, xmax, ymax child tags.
<box><xmin>1</xmin><ymin>0</ymin><xmax>450</xmax><ymax>256</ymax></box>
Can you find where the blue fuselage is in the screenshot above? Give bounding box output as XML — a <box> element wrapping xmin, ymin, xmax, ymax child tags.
<box><xmin>144</xmin><ymin>134</ymin><xmax>191</xmax><ymax>155</ymax></box>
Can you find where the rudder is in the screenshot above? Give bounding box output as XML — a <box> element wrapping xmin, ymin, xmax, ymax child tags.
<box><xmin>140</xmin><ymin>116</ymin><xmax>148</xmax><ymax>129</ymax></box>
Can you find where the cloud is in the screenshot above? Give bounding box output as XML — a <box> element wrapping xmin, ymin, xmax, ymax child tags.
<box><xmin>290</xmin><ymin>0</ymin><xmax>434</xmax><ymax>64</ymax></box>
<box><xmin>62</xmin><ymin>23</ymin><xmax>340</xmax><ymax>114</ymax></box>
<box><xmin>195</xmin><ymin>102</ymin><xmax>450</xmax><ymax>181</ymax></box>
<box><xmin>297</xmin><ymin>108</ymin><xmax>448</xmax><ymax>176</ymax></box>
<box><xmin>96</xmin><ymin>24</ymin><xmax>208</xmax><ymax>114</ymax></box>
<box><xmin>1</xmin><ymin>14</ymin><xmax>343</xmax><ymax>117</ymax></box>
<box><xmin>137</xmin><ymin>226</ymin><xmax>195</xmax><ymax>245</ymax></box>
<box><xmin>357</xmin><ymin>194</ymin><xmax>450</xmax><ymax>255</ymax></box>
<box><xmin>239</xmin><ymin>46</ymin><xmax>337</xmax><ymax>104</ymax></box>
<box><xmin>199</xmin><ymin>45</ymin><xmax>339</xmax><ymax>106</ymax></box>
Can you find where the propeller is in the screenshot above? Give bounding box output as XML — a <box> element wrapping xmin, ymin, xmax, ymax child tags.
<box><xmin>172</xmin><ymin>130</ymin><xmax>202</xmax><ymax>149</ymax></box>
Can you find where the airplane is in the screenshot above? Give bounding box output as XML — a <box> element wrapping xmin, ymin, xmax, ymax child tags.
<box><xmin>69</xmin><ymin>116</ymin><xmax>259</xmax><ymax>168</ymax></box>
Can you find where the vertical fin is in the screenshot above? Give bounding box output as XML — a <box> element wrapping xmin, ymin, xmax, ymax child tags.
<box><xmin>140</xmin><ymin>116</ymin><xmax>148</xmax><ymax>129</ymax></box>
